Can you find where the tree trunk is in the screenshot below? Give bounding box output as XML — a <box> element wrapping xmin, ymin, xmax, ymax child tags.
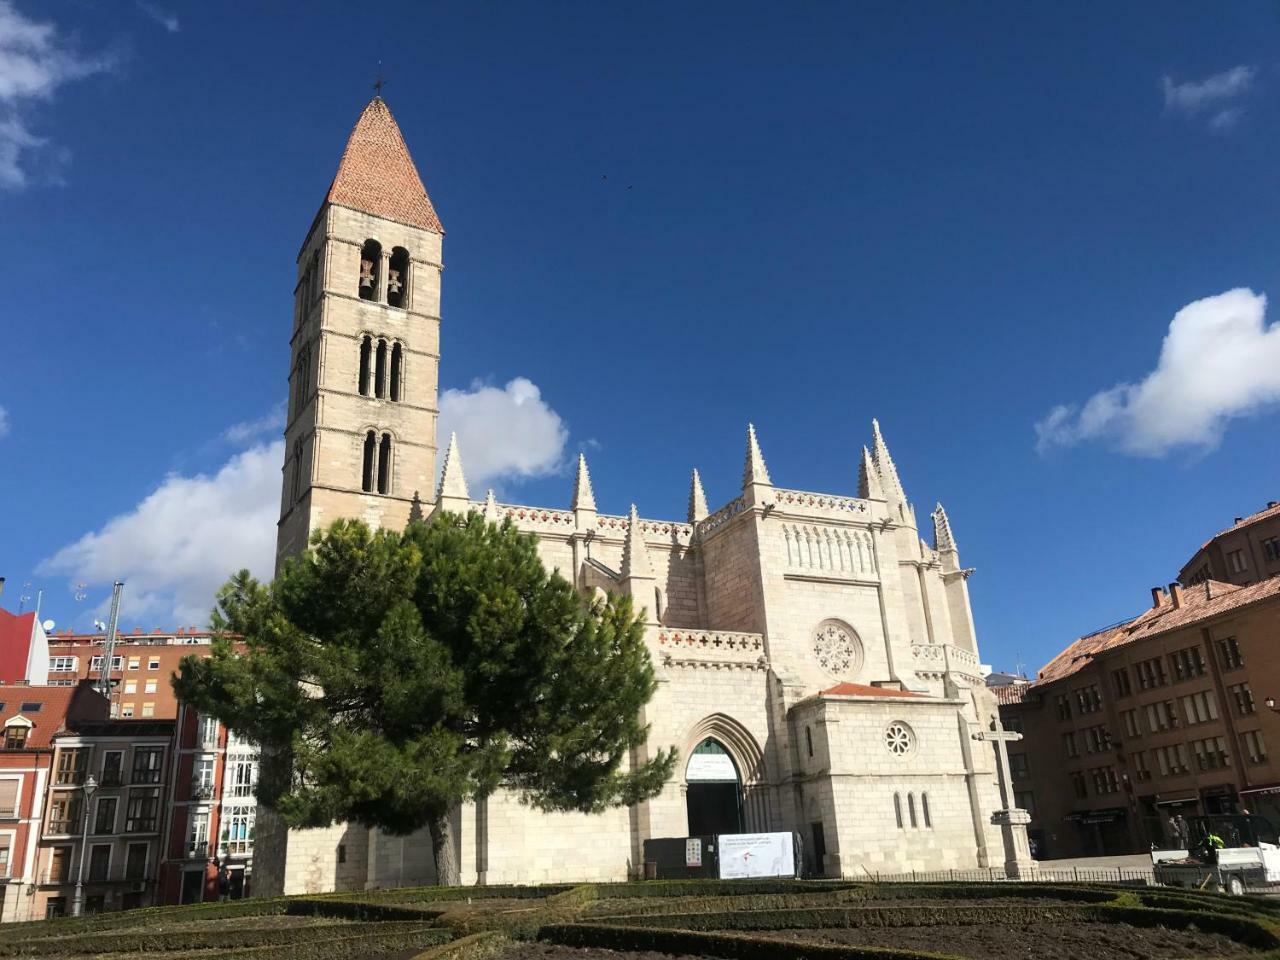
<box><xmin>428</xmin><ymin>810</ymin><xmax>460</xmax><ymax>885</ymax></box>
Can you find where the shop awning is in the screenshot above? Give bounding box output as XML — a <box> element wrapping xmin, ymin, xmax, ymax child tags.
<box><xmin>1240</xmin><ymin>782</ymin><xmax>1280</xmax><ymax>796</ymax></box>
<box><xmin>1154</xmin><ymin>795</ymin><xmax>1199</xmax><ymax>806</ymax></box>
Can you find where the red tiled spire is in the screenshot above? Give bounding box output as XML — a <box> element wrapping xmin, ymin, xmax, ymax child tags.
<box><xmin>325</xmin><ymin>97</ymin><xmax>443</xmax><ymax>233</ymax></box>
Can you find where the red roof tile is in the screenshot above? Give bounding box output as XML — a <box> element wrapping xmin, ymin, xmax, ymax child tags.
<box><xmin>1035</xmin><ymin>577</ymin><xmax>1280</xmax><ymax>687</ymax></box>
<box><xmin>0</xmin><ymin>683</ymin><xmax>110</xmax><ymax>748</ymax></box>
<box><xmin>991</xmin><ymin>683</ymin><xmax>1032</xmax><ymax>706</ymax></box>
<box><xmin>325</xmin><ymin>97</ymin><xmax>443</xmax><ymax>233</ymax></box>
<box><xmin>820</xmin><ymin>682</ymin><xmax>923</xmax><ymax>698</ymax></box>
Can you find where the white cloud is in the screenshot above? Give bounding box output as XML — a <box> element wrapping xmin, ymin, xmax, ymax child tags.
<box><xmin>135</xmin><ymin>2</ymin><xmax>180</xmax><ymax>33</ymax></box>
<box><xmin>222</xmin><ymin>401</ymin><xmax>285</xmax><ymax>444</ymax></box>
<box><xmin>0</xmin><ymin>405</ymin><xmax>8</xmax><ymax>438</ymax></box>
<box><xmin>39</xmin><ymin>441</ymin><xmax>283</xmax><ymax>627</ymax></box>
<box><xmin>0</xmin><ymin>0</ymin><xmax>113</xmax><ymax>189</ymax></box>
<box><xmin>438</xmin><ymin>377</ymin><xmax>569</xmax><ymax>492</ymax></box>
<box><xmin>1035</xmin><ymin>288</ymin><xmax>1280</xmax><ymax>456</ymax></box>
<box><xmin>1161</xmin><ymin>66</ymin><xmax>1256</xmax><ymax>131</ymax></box>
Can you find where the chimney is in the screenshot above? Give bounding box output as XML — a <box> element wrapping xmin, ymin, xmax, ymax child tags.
<box><xmin>1150</xmin><ymin>587</ymin><xmax>1166</xmax><ymax>609</ymax></box>
<box><xmin>1268</xmin><ymin>501</ymin><xmax>1278</xmax><ymax>509</ymax></box>
<box><xmin>1235</xmin><ymin>517</ymin><xmax>1244</xmax><ymax>525</ymax></box>
<box><xmin>1168</xmin><ymin>582</ymin><xmax>1184</xmax><ymax>610</ymax></box>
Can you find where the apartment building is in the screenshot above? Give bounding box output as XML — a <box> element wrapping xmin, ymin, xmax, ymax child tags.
<box><xmin>0</xmin><ymin>684</ymin><xmax>109</xmax><ymax>921</ymax></box>
<box><xmin>997</xmin><ymin>576</ymin><xmax>1280</xmax><ymax>859</ymax></box>
<box><xmin>44</xmin><ymin>629</ymin><xmax>216</xmax><ymax>721</ymax></box>
<box><xmin>34</xmin><ymin>721</ymin><xmax>175</xmax><ymax>918</ymax></box>
<box><xmin>1181</xmin><ymin>501</ymin><xmax>1280</xmax><ymax>588</ymax></box>
<box><xmin>160</xmin><ymin>705</ymin><xmax>258</xmax><ymax>904</ymax></box>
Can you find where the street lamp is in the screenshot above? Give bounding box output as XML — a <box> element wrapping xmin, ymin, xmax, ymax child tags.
<box><xmin>71</xmin><ymin>775</ymin><xmax>98</xmax><ymax>917</ymax></box>
<box><xmin>1265</xmin><ymin>697</ymin><xmax>1279</xmax><ymax>713</ymax></box>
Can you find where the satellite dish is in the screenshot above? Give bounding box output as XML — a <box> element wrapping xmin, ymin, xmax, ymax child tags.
<box><xmin>42</xmin><ymin>619</ymin><xmax>56</xmax><ymax>632</ymax></box>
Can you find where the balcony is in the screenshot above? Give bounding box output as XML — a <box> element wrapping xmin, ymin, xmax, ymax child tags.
<box><xmin>40</xmin><ymin>867</ymin><xmax>150</xmax><ymax>885</ymax></box>
<box><xmin>0</xmin><ymin>806</ymin><xmax>17</xmax><ymax>819</ymax></box>
<box><xmin>46</xmin><ymin>820</ymin><xmax>77</xmax><ymax>835</ymax></box>
<box><xmin>185</xmin><ymin>840</ymin><xmax>212</xmax><ymax>860</ymax></box>
<box><xmin>190</xmin><ymin>782</ymin><xmax>215</xmax><ymax>801</ymax></box>
<box><xmin>99</xmin><ymin>772</ymin><xmax>123</xmax><ymax>788</ymax></box>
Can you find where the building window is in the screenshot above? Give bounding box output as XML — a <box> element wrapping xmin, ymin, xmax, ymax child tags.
<box><xmin>1003</xmin><ymin>713</ymin><xmax>1023</xmax><ymax>734</ymax></box>
<box><xmin>387</xmin><ymin>246</ymin><xmax>410</xmax><ymax>308</ymax></box>
<box><xmin>89</xmin><ymin>656</ymin><xmax>123</xmax><ymax>672</ymax></box>
<box><xmin>1074</xmin><ymin>685</ymin><xmax>1103</xmax><ymax>714</ymax></box>
<box><xmin>1063</xmin><ymin>732</ymin><xmax>1079</xmax><ymax>758</ymax></box>
<box><xmin>291</xmin><ymin>437</ymin><xmax>306</xmax><ymax>506</ymax></box>
<box><xmin>3</xmin><ymin>723</ymin><xmax>29</xmax><ymax>749</ymax></box>
<box><xmin>124</xmin><ymin>680</ymin><xmax>137</xmax><ymax>694</ymax></box>
<box><xmin>128</xmin><ymin>656</ymin><xmax>140</xmax><ymax>671</ymax></box>
<box><xmin>1227</xmin><ymin>549</ymin><xmax>1248</xmax><ymax>574</ymax></box>
<box><xmin>893</xmin><ymin>793</ymin><xmax>903</xmax><ymax>829</ymax></box>
<box><xmin>1136</xmin><ymin>657</ymin><xmax>1168</xmax><ymax>690</ymax></box>
<box><xmin>377</xmin><ymin>432</ymin><xmax>392</xmax><ymax>495</ymax></box>
<box><xmin>390</xmin><ymin>342</ymin><xmax>403</xmax><ymax>401</ymax></box>
<box><xmin>907</xmin><ymin>793</ymin><xmax>918</xmax><ymax>828</ymax></box>
<box><xmin>1121</xmin><ymin>709</ymin><xmax>1141</xmax><ymax>738</ymax></box>
<box><xmin>1014</xmin><ymin>790</ymin><xmax>1035</xmax><ymax>816</ymax></box>
<box><xmin>54</xmin><ymin>748</ymin><xmax>86</xmax><ymax>785</ymax></box>
<box><xmin>362</xmin><ymin>431</ymin><xmax>376</xmax><ymax>492</ymax></box>
<box><xmin>199</xmin><ymin>714</ymin><xmax>220</xmax><ymax>748</ymax></box>
<box><xmin>1263</xmin><ymin>537</ymin><xmax>1280</xmax><ymax>563</ymax></box>
<box><xmin>148</xmin><ymin>657</ymin><xmax>160</xmax><ymax>670</ymax></box>
<box><xmin>1070</xmin><ymin>771</ymin><xmax>1087</xmax><ymax>799</ymax></box>
<box><xmin>1155</xmin><ymin>743</ymin><xmax>1190</xmax><ymax>776</ymax></box>
<box><xmin>358</xmin><ymin>239</ymin><xmax>382</xmax><ymax>301</ymax></box>
<box><xmin>125</xmin><ymin>789</ymin><xmax>160</xmax><ymax>832</ymax></box>
<box><xmin>47</xmin><ymin>795</ymin><xmax>82</xmax><ymax>834</ymax></box>
<box><xmin>1231</xmin><ymin>682</ymin><xmax>1256</xmax><ymax>716</ymax></box>
<box><xmin>921</xmin><ymin>793</ymin><xmax>932</xmax><ymax>828</ymax></box>
<box><xmin>48</xmin><ymin>656</ymin><xmax>78</xmax><ymax>673</ymax></box>
<box><xmin>1084</xmin><ymin>726</ymin><xmax>1111</xmax><ymax>754</ymax></box>
<box><xmin>0</xmin><ymin>838</ymin><xmax>10</xmax><ymax>876</ymax></box>
<box><xmin>93</xmin><ymin>796</ymin><xmax>118</xmax><ymax>834</ymax></box>
<box><xmin>124</xmin><ymin>842</ymin><xmax>148</xmax><ymax>880</ymax></box>
<box><xmin>359</xmin><ymin>335</ymin><xmax>372</xmax><ymax>396</ymax></box>
<box><xmin>0</xmin><ymin>778</ymin><xmax>18</xmax><ymax>818</ymax></box>
<box><xmin>1090</xmin><ymin>766</ymin><xmax>1119</xmax><ymax>794</ymax></box>
<box><xmin>101</xmin><ymin>751</ymin><xmax>123</xmax><ymax>786</ymax></box>
<box><xmin>120</xmin><ymin>703</ymin><xmax>135</xmax><ymax>718</ymax></box>
<box><xmin>141</xmin><ymin>703</ymin><xmax>155</xmax><ymax>718</ymax></box>
<box><xmin>227</xmin><ymin>754</ymin><xmax>258</xmax><ymax>799</ymax></box>
<box><xmin>1191</xmin><ymin>736</ymin><xmax>1230</xmax><ymax>772</ymax></box>
<box><xmin>1179</xmin><ymin>690</ymin><xmax>1219</xmax><ymax>726</ymax></box>
<box><xmin>293</xmin><ymin>344</ymin><xmax>311</xmax><ymax>414</ymax></box>
<box><xmin>193</xmin><ymin>758</ymin><xmax>215</xmax><ymax>799</ymax></box>
<box><xmin>131</xmin><ymin>747</ymin><xmax>164</xmax><ymax>785</ymax></box>
<box><xmin>1054</xmin><ymin>694</ymin><xmax>1071</xmax><ymax>721</ymax></box>
<box><xmin>144</xmin><ymin>679</ymin><xmax>157</xmax><ymax>694</ymax></box>
<box><xmin>1243</xmin><ymin>729</ymin><xmax>1268</xmax><ymax>765</ymax></box>
<box><xmin>222</xmin><ymin>806</ymin><xmax>255</xmax><ymax>855</ymax></box>
<box><xmin>1112</xmin><ymin>667</ymin><xmax>1131</xmax><ymax>698</ymax></box>
<box><xmin>374</xmin><ymin>339</ymin><xmax>387</xmax><ymax>398</ymax></box>
<box><xmin>805</xmin><ymin>726</ymin><xmax>813</xmax><ymax>758</ymax></box>
<box><xmin>1217</xmin><ymin>636</ymin><xmax>1245</xmax><ymax>670</ymax></box>
<box><xmin>1009</xmin><ymin>753</ymin><xmax>1029</xmax><ymax>782</ymax></box>
<box><xmin>1145</xmin><ymin>700</ymin><xmax>1179</xmax><ymax>732</ymax></box>
<box><xmin>187</xmin><ymin>810</ymin><xmax>209</xmax><ymax>858</ymax></box>
<box><xmin>1169</xmin><ymin>647</ymin><xmax>1207</xmax><ymax>682</ymax></box>
<box><xmin>1132</xmin><ymin>751</ymin><xmax>1151</xmax><ymax>782</ymax></box>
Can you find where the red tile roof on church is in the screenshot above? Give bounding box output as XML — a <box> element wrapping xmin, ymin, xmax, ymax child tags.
<box><xmin>991</xmin><ymin>683</ymin><xmax>1031</xmax><ymax>706</ymax></box>
<box><xmin>1035</xmin><ymin>577</ymin><xmax>1280</xmax><ymax>687</ymax></box>
<box><xmin>325</xmin><ymin>97</ymin><xmax>443</xmax><ymax>233</ymax></box>
<box><xmin>820</xmin><ymin>682</ymin><xmax>922</xmax><ymax>699</ymax></box>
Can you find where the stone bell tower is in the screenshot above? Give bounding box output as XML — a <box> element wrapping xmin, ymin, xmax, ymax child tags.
<box><xmin>276</xmin><ymin>96</ymin><xmax>444</xmax><ymax>565</ymax></box>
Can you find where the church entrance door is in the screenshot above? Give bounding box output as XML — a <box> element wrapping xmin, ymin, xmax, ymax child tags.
<box><xmin>685</xmin><ymin>738</ymin><xmax>743</xmax><ymax>836</ymax></box>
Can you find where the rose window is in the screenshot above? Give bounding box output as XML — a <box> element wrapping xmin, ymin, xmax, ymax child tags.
<box><xmin>813</xmin><ymin>621</ymin><xmax>863</xmax><ymax>679</ymax></box>
<box><xmin>885</xmin><ymin>722</ymin><xmax>914</xmax><ymax>757</ymax></box>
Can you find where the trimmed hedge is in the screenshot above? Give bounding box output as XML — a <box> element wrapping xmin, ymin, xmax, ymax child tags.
<box><xmin>0</xmin><ymin>896</ymin><xmax>294</xmax><ymax>940</ymax></box>
<box><xmin>320</xmin><ymin>882</ymin><xmax>573</xmax><ymax>904</ymax></box>
<box><xmin>594</xmin><ymin>879</ymin><xmax>849</xmax><ymax>899</ymax></box>
<box><xmin>541</xmin><ymin>921</ymin><xmax>965</xmax><ymax>960</ymax></box>
<box><xmin>0</xmin><ymin>919</ymin><xmax>447</xmax><ymax>957</ymax></box>
<box><xmin>1085</xmin><ymin>903</ymin><xmax>1280</xmax><ymax>951</ymax></box>
<box><xmin>116</xmin><ymin>924</ymin><xmax>450</xmax><ymax>960</ymax></box>
<box><xmin>440</xmin><ymin>883</ymin><xmax>598</xmax><ymax>938</ymax></box>
<box><xmin>285</xmin><ymin>897</ymin><xmax>445</xmax><ymax>922</ymax></box>
<box><xmin>412</xmin><ymin>931</ymin><xmax>512</xmax><ymax>960</ymax></box>
<box><xmin>591</xmin><ymin>903</ymin><xmax>1093</xmax><ymax>932</ymax></box>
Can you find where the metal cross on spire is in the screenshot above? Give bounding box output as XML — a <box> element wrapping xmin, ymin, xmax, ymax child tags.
<box><xmin>373</xmin><ymin>63</ymin><xmax>387</xmax><ymax>97</ymax></box>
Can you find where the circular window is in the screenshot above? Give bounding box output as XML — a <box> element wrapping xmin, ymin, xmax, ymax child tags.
<box><xmin>885</xmin><ymin>721</ymin><xmax>915</xmax><ymax>757</ymax></box>
<box><xmin>813</xmin><ymin>620</ymin><xmax>864</xmax><ymax>679</ymax></box>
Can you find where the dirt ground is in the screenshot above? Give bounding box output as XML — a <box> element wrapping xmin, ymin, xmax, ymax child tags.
<box><xmin>764</xmin><ymin>922</ymin><xmax>1255</xmax><ymax>960</ymax></box>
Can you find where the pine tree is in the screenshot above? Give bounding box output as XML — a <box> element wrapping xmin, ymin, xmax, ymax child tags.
<box><xmin>174</xmin><ymin>514</ymin><xmax>675</xmax><ymax>884</ymax></box>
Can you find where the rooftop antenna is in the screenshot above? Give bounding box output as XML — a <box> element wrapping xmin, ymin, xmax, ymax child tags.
<box><xmin>18</xmin><ymin>581</ymin><xmax>32</xmax><ymax>613</ymax></box>
<box><xmin>1014</xmin><ymin>651</ymin><xmax>1027</xmax><ymax>680</ymax></box>
<box><xmin>96</xmin><ymin>582</ymin><xmax>125</xmax><ymax>698</ymax></box>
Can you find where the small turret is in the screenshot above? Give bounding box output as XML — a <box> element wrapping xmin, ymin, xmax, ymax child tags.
<box><xmin>871</xmin><ymin>419</ymin><xmax>913</xmax><ymax>526</ymax></box>
<box><xmin>688</xmin><ymin>468</ymin><xmax>709</xmax><ymax>524</ymax></box>
<box><xmin>620</xmin><ymin>505</ymin><xmax>658</xmax><ymax>622</ymax></box>
<box><xmin>742</xmin><ymin>423</ymin><xmax>773</xmax><ymax>508</ymax></box>
<box><xmin>571</xmin><ymin>453</ymin><xmax>596</xmax><ymax>512</ymax></box>
<box><xmin>932</xmin><ymin>502</ymin><xmax>957</xmax><ymax>555</ymax></box>
<box><xmin>858</xmin><ymin>445</ymin><xmax>883</xmax><ymax>500</ymax></box>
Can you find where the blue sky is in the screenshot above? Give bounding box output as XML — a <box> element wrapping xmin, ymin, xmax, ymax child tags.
<box><xmin>1</xmin><ymin>1</ymin><xmax>1279</xmax><ymax>675</ymax></box>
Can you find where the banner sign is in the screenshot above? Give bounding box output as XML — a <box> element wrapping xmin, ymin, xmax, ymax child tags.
<box><xmin>685</xmin><ymin>838</ymin><xmax>702</xmax><ymax>867</ymax></box>
<box><xmin>686</xmin><ymin>753</ymin><xmax>738</xmax><ymax>782</ymax></box>
<box><xmin>717</xmin><ymin>832</ymin><xmax>795</xmax><ymax>879</ymax></box>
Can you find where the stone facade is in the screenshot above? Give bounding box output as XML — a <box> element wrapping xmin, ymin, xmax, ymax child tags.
<box><xmin>254</xmin><ymin>97</ymin><xmax>1030</xmax><ymax>894</ymax></box>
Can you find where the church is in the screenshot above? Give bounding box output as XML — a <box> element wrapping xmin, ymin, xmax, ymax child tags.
<box><xmin>254</xmin><ymin>96</ymin><xmax>1032</xmax><ymax>894</ymax></box>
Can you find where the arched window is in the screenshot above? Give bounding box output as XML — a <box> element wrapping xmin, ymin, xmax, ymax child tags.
<box><xmin>922</xmin><ymin>793</ymin><xmax>932</xmax><ymax>829</ymax></box>
<box><xmin>361</xmin><ymin>431</ymin><xmax>376</xmax><ymax>492</ymax></box>
<box><xmin>359</xmin><ymin>240</ymin><xmax>382</xmax><ymax>301</ymax></box>
<box><xmin>908</xmin><ymin>793</ymin><xmax>918</xmax><ymax>828</ymax></box>
<box><xmin>387</xmin><ymin>247</ymin><xmax>410</xmax><ymax>308</ymax></box>
<box><xmin>358</xmin><ymin>336</ymin><xmax>372</xmax><ymax>396</ymax></box>
<box><xmin>310</xmin><ymin>249</ymin><xmax>321</xmax><ymax>304</ymax></box>
<box><xmin>374</xmin><ymin>340</ymin><xmax>387</xmax><ymax>399</ymax></box>
<box><xmin>294</xmin><ymin>345</ymin><xmax>310</xmax><ymax>414</ymax></box>
<box><xmin>291</xmin><ymin>438</ymin><xmax>305</xmax><ymax>505</ymax></box>
<box><xmin>377</xmin><ymin>433</ymin><xmax>392</xmax><ymax>495</ymax></box>
<box><xmin>389</xmin><ymin>342</ymin><xmax>402</xmax><ymax>401</ymax></box>
<box><xmin>805</xmin><ymin>726</ymin><xmax>814</xmax><ymax>758</ymax></box>
<box><xmin>893</xmin><ymin>793</ymin><xmax>903</xmax><ymax>829</ymax></box>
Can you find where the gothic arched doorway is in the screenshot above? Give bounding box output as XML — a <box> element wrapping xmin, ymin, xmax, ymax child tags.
<box><xmin>685</xmin><ymin>738</ymin><xmax>743</xmax><ymax>836</ymax></box>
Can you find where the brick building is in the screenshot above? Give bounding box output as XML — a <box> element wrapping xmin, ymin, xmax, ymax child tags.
<box><xmin>44</xmin><ymin>629</ymin><xmax>217</xmax><ymax>720</ymax></box>
<box><xmin>0</xmin><ymin>683</ymin><xmax>109</xmax><ymax>921</ymax></box>
<box><xmin>159</xmin><ymin>705</ymin><xmax>258</xmax><ymax>904</ymax></box>
<box><xmin>1181</xmin><ymin>501</ymin><xmax>1280</xmax><ymax>588</ymax></box>
<box><xmin>998</xmin><ymin>576</ymin><xmax>1280</xmax><ymax>859</ymax></box>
